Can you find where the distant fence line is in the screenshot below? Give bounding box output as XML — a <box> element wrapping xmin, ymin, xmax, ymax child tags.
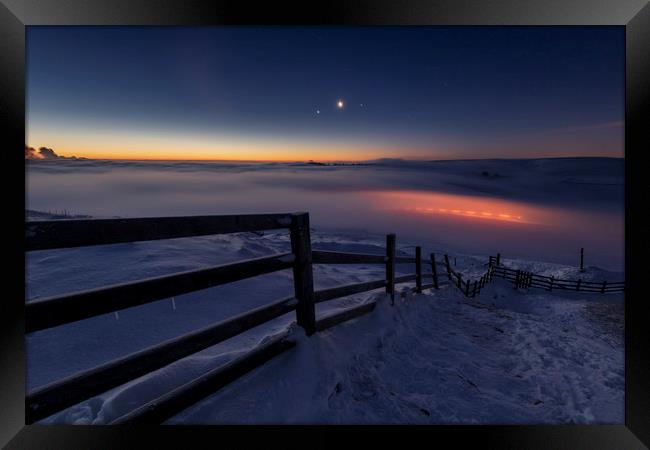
<box><xmin>487</xmin><ymin>261</ymin><xmax>625</xmax><ymax>293</ymax></box>
<box><xmin>442</xmin><ymin>254</ymin><xmax>625</xmax><ymax>297</ymax></box>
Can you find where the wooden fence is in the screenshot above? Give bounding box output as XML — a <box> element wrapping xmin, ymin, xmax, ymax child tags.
<box><xmin>440</xmin><ymin>253</ymin><xmax>495</xmax><ymax>298</ymax></box>
<box><xmin>489</xmin><ymin>263</ymin><xmax>625</xmax><ymax>293</ymax></box>
<box><xmin>25</xmin><ymin>214</ymin><xmax>624</xmax><ymax>424</ymax></box>
<box><xmin>25</xmin><ymin>212</ymin><xmax>447</xmax><ymax>425</ymax></box>
<box><xmin>438</xmin><ymin>253</ymin><xmax>624</xmax><ymax>298</ymax></box>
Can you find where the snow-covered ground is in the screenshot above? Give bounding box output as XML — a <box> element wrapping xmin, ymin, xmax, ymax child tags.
<box><xmin>26</xmin><ymin>220</ymin><xmax>624</xmax><ymax>425</ymax></box>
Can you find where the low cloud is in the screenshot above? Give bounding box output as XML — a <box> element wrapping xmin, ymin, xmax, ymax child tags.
<box><xmin>25</xmin><ymin>146</ymin><xmax>87</xmax><ymax>161</ymax></box>
<box><xmin>38</xmin><ymin>147</ymin><xmax>60</xmax><ymax>159</ymax></box>
<box><xmin>25</xmin><ymin>145</ymin><xmax>61</xmax><ymax>160</ymax></box>
<box><xmin>25</xmin><ymin>146</ymin><xmax>38</xmax><ymax>159</ymax></box>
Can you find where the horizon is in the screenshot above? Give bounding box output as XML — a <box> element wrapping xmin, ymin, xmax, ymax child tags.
<box><xmin>24</xmin><ymin>149</ymin><xmax>624</xmax><ymax>164</ymax></box>
<box><xmin>26</xmin><ymin>27</ymin><xmax>624</xmax><ymax>161</ymax></box>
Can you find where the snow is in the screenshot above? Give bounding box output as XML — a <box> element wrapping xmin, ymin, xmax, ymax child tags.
<box><xmin>167</xmin><ymin>282</ymin><xmax>623</xmax><ymax>425</ymax></box>
<box><xmin>26</xmin><ymin>220</ymin><xmax>624</xmax><ymax>425</ymax></box>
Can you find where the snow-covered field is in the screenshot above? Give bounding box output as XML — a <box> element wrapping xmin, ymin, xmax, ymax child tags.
<box><xmin>26</xmin><ymin>222</ymin><xmax>624</xmax><ymax>425</ymax></box>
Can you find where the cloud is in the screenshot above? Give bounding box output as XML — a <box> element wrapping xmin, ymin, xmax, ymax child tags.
<box><xmin>25</xmin><ymin>146</ymin><xmax>89</xmax><ymax>161</ymax></box>
<box><xmin>25</xmin><ymin>146</ymin><xmax>38</xmax><ymax>159</ymax></box>
<box><xmin>38</xmin><ymin>147</ymin><xmax>60</xmax><ymax>159</ymax></box>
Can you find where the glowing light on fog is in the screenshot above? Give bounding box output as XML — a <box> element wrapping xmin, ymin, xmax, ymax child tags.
<box><xmin>364</xmin><ymin>190</ymin><xmax>539</xmax><ymax>224</ymax></box>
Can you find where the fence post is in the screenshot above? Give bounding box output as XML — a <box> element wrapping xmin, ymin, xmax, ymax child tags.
<box><xmin>430</xmin><ymin>253</ymin><xmax>439</xmax><ymax>289</ymax></box>
<box><xmin>386</xmin><ymin>234</ymin><xmax>396</xmax><ymax>305</ymax></box>
<box><xmin>601</xmin><ymin>280</ymin><xmax>607</xmax><ymax>294</ymax></box>
<box><xmin>496</xmin><ymin>253</ymin><xmax>501</xmax><ymax>266</ymax></box>
<box><xmin>515</xmin><ymin>269</ymin><xmax>521</xmax><ymax>289</ymax></box>
<box><xmin>548</xmin><ymin>276</ymin><xmax>554</xmax><ymax>291</ymax></box>
<box><xmin>415</xmin><ymin>246</ymin><xmax>422</xmax><ymax>294</ymax></box>
<box><xmin>444</xmin><ymin>254</ymin><xmax>452</xmax><ymax>280</ymax></box>
<box><xmin>290</xmin><ymin>213</ymin><xmax>316</xmax><ymax>336</ymax></box>
<box><xmin>456</xmin><ymin>272</ymin><xmax>462</xmax><ymax>289</ymax></box>
<box><xmin>580</xmin><ymin>248</ymin><xmax>584</xmax><ymax>272</ymax></box>
<box><xmin>576</xmin><ymin>279</ymin><xmax>582</xmax><ymax>291</ymax></box>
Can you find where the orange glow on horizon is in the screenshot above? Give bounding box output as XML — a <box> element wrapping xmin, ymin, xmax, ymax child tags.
<box><xmin>24</xmin><ymin>138</ymin><xmax>431</xmax><ymax>162</ymax></box>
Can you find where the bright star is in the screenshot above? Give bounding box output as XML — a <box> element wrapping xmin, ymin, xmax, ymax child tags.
<box><xmin>336</xmin><ymin>99</ymin><xmax>344</xmax><ymax>109</ymax></box>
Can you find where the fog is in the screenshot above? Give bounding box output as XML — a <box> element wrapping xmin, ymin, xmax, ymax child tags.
<box><xmin>26</xmin><ymin>157</ymin><xmax>624</xmax><ymax>270</ymax></box>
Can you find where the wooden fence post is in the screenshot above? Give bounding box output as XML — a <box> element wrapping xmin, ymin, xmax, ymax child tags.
<box><xmin>515</xmin><ymin>269</ymin><xmax>521</xmax><ymax>289</ymax></box>
<box><xmin>548</xmin><ymin>276</ymin><xmax>554</xmax><ymax>291</ymax></box>
<box><xmin>430</xmin><ymin>253</ymin><xmax>439</xmax><ymax>289</ymax></box>
<box><xmin>444</xmin><ymin>254</ymin><xmax>452</xmax><ymax>280</ymax></box>
<box><xmin>456</xmin><ymin>272</ymin><xmax>462</xmax><ymax>289</ymax></box>
<box><xmin>496</xmin><ymin>253</ymin><xmax>501</xmax><ymax>266</ymax></box>
<box><xmin>415</xmin><ymin>246</ymin><xmax>422</xmax><ymax>293</ymax></box>
<box><xmin>290</xmin><ymin>213</ymin><xmax>316</xmax><ymax>336</ymax></box>
<box><xmin>576</xmin><ymin>279</ymin><xmax>582</xmax><ymax>291</ymax></box>
<box><xmin>580</xmin><ymin>248</ymin><xmax>584</xmax><ymax>272</ymax></box>
<box><xmin>386</xmin><ymin>234</ymin><xmax>396</xmax><ymax>305</ymax></box>
<box><xmin>601</xmin><ymin>280</ymin><xmax>607</xmax><ymax>294</ymax></box>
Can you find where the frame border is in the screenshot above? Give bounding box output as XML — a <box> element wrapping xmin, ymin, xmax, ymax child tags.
<box><xmin>1</xmin><ymin>0</ymin><xmax>648</xmax><ymax>448</ymax></box>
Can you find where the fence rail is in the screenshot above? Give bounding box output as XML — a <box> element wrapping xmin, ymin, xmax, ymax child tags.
<box><xmin>26</xmin><ymin>213</ymin><xmax>296</xmax><ymax>251</ymax></box>
<box><xmin>25</xmin><ymin>212</ymin><xmax>442</xmax><ymax>424</ymax></box>
<box><xmin>25</xmin><ymin>252</ymin><xmax>296</xmax><ymax>333</ymax></box>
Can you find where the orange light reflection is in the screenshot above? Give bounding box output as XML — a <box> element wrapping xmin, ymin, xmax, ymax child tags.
<box><xmin>365</xmin><ymin>190</ymin><xmax>543</xmax><ymax>224</ymax></box>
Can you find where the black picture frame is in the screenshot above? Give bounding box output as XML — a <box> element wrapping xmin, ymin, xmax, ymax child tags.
<box><xmin>2</xmin><ymin>0</ymin><xmax>648</xmax><ymax>448</ymax></box>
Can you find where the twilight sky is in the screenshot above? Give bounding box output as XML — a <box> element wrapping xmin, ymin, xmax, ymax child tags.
<box><xmin>26</xmin><ymin>26</ymin><xmax>624</xmax><ymax>161</ymax></box>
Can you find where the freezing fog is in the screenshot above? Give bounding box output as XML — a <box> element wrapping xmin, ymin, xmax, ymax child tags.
<box><xmin>26</xmin><ymin>157</ymin><xmax>624</xmax><ymax>271</ymax></box>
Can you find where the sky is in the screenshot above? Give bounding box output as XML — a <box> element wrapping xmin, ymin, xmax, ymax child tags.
<box><xmin>26</xmin><ymin>26</ymin><xmax>624</xmax><ymax>161</ymax></box>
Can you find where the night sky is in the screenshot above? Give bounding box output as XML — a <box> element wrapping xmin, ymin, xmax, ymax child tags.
<box><xmin>26</xmin><ymin>26</ymin><xmax>624</xmax><ymax>161</ymax></box>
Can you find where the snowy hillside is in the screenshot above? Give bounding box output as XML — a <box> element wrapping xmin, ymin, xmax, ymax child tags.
<box><xmin>26</xmin><ymin>213</ymin><xmax>624</xmax><ymax>425</ymax></box>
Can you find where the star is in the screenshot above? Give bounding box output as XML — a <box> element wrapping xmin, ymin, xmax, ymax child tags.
<box><xmin>316</xmin><ymin>109</ymin><xmax>320</xmax><ymax>114</ymax></box>
<box><xmin>336</xmin><ymin>99</ymin><xmax>344</xmax><ymax>109</ymax></box>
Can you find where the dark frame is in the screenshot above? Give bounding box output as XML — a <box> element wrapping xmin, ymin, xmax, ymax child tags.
<box><xmin>2</xmin><ymin>0</ymin><xmax>648</xmax><ymax>448</ymax></box>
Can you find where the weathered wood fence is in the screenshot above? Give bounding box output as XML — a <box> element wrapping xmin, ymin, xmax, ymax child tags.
<box><xmin>441</xmin><ymin>253</ymin><xmax>495</xmax><ymax>298</ymax></box>
<box><xmin>440</xmin><ymin>253</ymin><xmax>624</xmax><ymax>298</ymax></box>
<box><xmin>25</xmin><ymin>212</ymin><xmax>447</xmax><ymax>425</ymax></box>
<box><xmin>489</xmin><ymin>263</ymin><xmax>625</xmax><ymax>293</ymax></box>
